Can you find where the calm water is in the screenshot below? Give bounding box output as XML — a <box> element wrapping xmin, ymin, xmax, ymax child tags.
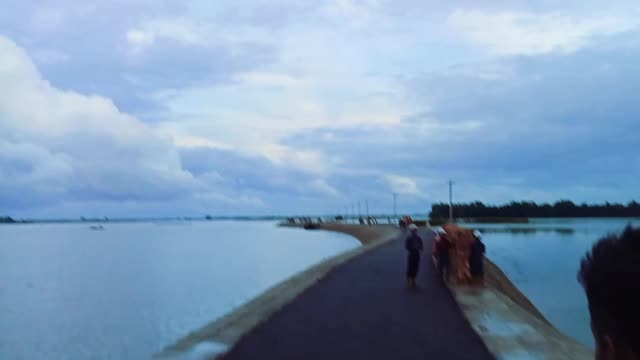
<box><xmin>0</xmin><ymin>221</ymin><xmax>359</xmax><ymax>359</ymax></box>
<box><xmin>2</xmin><ymin>218</ymin><xmax>635</xmax><ymax>357</ymax></box>
<box><xmin>473</xmin><ymin>218</ymin><xmax>640</xmax><ymax>348</ymax></box>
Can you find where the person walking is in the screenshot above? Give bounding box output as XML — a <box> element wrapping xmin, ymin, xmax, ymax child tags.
<box><xmin>405</xmin><ymin>223</ymin><xmax>423</xmax><ymax>288</ymax></box>
<box><xmin>469</xmin><ymin>230</ymin><xmax>486</xmax><ymax>284</ymax></box>
<box><xmin>434</xmin><ymin>229</ymin><xmax>452</xmax><ymax>282</ymax></box>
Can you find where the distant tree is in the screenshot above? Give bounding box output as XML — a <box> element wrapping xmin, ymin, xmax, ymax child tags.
<box><xmin>429</xmin><ymin>200</ymin><xmax>640</xmax><ymax>219</ymax></box>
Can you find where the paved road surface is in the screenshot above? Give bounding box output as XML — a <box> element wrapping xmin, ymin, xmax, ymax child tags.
<box><xmin>220</xmin><ymin>229</ymin><xmax>494</xmax><ymax>360</ymax></box>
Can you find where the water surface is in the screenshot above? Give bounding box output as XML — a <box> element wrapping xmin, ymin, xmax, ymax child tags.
<box><xmin>474</xmin><ymin>218</ymin><xmax>640</xmax><ymax>348</ymax></box>
<box><xmin>0</xmin><ymin>221</ymin><xmax>358</xmax><ymax>359</ymax></box>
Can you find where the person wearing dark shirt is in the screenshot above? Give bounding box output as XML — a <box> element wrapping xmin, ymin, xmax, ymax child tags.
<box><xmin>435</xmin><ymin>230</ymin><xmax>453</xmax><ymax>282</ymax></box>
<box><xmin>469</xmin><ymin>230</ymin><xmax>486</xmax><ymax>280</ymax></box>
<box><xmin>405</xmin><ymin>224</ymin><xmax>423</xmax><ymax>288</ymax></box>
<box><xmin>578</xmin><ymin>225</ymin><xmax>640</xmax><ymax>360</ymax></box>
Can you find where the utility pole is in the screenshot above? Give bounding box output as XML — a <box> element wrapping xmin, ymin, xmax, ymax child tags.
<box><xmin>366</xmin><ymin>200</ymin><xmax>369</xmax><ymax>219</ymax></box>
<box><xmin>358</xmin><ymin>201</ymin><xmax>361</xmax><ymax>218</ymax></box>
<box><xmin>448</xmin><ymin>179</ymin><xmax>454</xmax><ymax>222</ymax></box>
<box><xmin>393</xmin><ymin>193</ymin><xmax>398</xmax><ymax>218</ymax></box>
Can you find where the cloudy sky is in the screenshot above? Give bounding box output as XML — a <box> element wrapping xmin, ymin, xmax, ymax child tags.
<box><xmin>1</xmin><ymin>0</ymin><xmax>639</xmax><ymax>218</ymax></box>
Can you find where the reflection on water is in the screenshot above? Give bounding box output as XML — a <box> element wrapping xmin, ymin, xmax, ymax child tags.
<box><xmin>477</xmin><ymin>218</ymin><xmax>640</xmax><ymax>349</ymax></box>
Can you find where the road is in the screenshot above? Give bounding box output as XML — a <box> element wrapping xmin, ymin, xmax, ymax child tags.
<box><xmin>220</xmin><ymin>228</ymin><xmax>494</xmax><ymax>360</ymax></box>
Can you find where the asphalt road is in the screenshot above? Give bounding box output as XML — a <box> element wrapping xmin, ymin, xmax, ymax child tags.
<box><xmin>220</xmin><ymin>228</ymin><xmax>494</xmax><ymax>360</ymax></box>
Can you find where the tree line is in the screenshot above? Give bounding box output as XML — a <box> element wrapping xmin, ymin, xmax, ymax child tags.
<box><xmin>430</xmin><ymin>200</ymin><xmax>640</xmax><ymax>219</ymax></box>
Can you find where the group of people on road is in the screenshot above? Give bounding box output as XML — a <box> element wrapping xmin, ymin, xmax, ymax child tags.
<box><xmin>404</xmin><ymin>221</ymin><xmax>640</xmax><ymax>359</ymax></box>
<box><xmin>404</xmin><ymin>223</ymin><xmax>486</xmax><ymax>289</ymax></box>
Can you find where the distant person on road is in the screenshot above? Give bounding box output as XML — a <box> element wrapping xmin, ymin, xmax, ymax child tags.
<box><xmin>434</xmin><ymin>229</ymin><xmax>452</xmax><ymax>282</ymax></box>
<box><xmin>405</xmin><ymin>224</ymin><xmax>423</xmax><ymax>288</ymax></box>
<box><xmin>578</xmin><ymin>225</ymin><xmax>640</xmax><ymax>360</ymax></box>
<box><xmin>470</xmin><ymin>230</ymin><xmax>486</xmax><ymax>282</ymax></box>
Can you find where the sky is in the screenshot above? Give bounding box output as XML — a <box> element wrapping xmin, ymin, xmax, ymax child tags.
<box><xmin>1</xmin><ymin>0</ymin><xmax>640</xmax><ymax>218</ymax></box>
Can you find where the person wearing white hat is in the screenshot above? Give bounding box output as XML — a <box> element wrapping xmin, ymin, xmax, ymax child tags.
<box><xmin>405</xmin><ymin>223</ymin><xmax>423</xmax><ymax>288</ymax></box>
<box><xmin>434</xmin><ymin>229</ymin><xmax>452</xmax><ymax>281</ymax></box>
<box><xmin>470</xmin><ymin>230</ymin><xmax>486</xmax><ymax>280</ymax></box>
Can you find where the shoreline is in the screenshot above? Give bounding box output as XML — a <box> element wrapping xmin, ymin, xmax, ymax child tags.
<box><xmin>156</xmin><ymin>224</ymin><xmax>399</xmax><ymax>358</ymax></box>
<box><xmin>279</xmin><ymin>222</ymin><xmax>397</xmax><ymax>245</ymax></box>
<box><xmin>158</xmin><ymin>223</ymin><xmax>590</xmax><ymax>359</ymax></box>
<box><xmin>482</xmin><ymin>257</ymin><xmax>552</xmax><ymax>325</ymax></box>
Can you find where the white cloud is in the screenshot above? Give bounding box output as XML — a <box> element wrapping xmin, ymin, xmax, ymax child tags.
<box><xmin>0</xmin><ymin>140</ymin><xmax>73</xmax><ymax>193</ymax></box>
<box><xmin>156</xmin><ymin>75</ymin><xmax>407</xmax><ymax>161</ymax></box>
<box><xmin>173</xmin><ymin>135</ymin><xmax>234</xmax><ymax>150</ymax></box>
<box><xmin>5</xmin><ymin>2</ymin><xmax>640</xmax><ymax>216</ymax></box>
<box><xmin>126</xmin><ymin>29</ymin><xmax>156</xmax><ymax>49</ymax></box>
<box><xmin>0</xmin><ymin>36</ymin><xmax>198</xmax><ymax>205</ymax></box>
<box><xmin>448</xmin><ymin>10</ymin><xmax>638</xmax><ymax>55</ymax></box>
<box><xmin>385</xmin><ymin>175</ymin><xmax>421</xmax><ymax>195</ymax></box>
<box><xmin>0</xmin><ymin>34</ymin><xmax>353</xmax><ymax>215</ymax></box>
<box><xmin>125</xmin><ymin>17</ymin><xmax>203</xmax><ymax>52</ymax></box>
<box><xmin>236</xmin><ymin>71</ymin><xmax>306</xmax><ymax>88</ymax></box>
<box><xmin>32</xmin><ymin>49</ymin><xmax>71</xmax><ymax>64</ymax></box>
<box><xmin>261</xmin><ymin>144</ymin><xmax>329</xmax><ymax>176</ymax></box>
<box><xmin>442</xmin><ymin>62</ymin><xmax>515</xmax><ymax>81</ymax></box>
<box><xmin>309</xmin><ymin>179</ymin><xmax>341</xmax><ymax>197</ymax></box>
<box><xmin>406</xmin><ymin>118</ymin><xmax>484</xmax><ymax>137</ymax></box>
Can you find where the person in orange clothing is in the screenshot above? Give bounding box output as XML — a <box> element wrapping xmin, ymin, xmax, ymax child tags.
<box><xmin>443</xmin><ymin>223</ymin><xmax>474</xmax><ymax>284</ymax></box>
